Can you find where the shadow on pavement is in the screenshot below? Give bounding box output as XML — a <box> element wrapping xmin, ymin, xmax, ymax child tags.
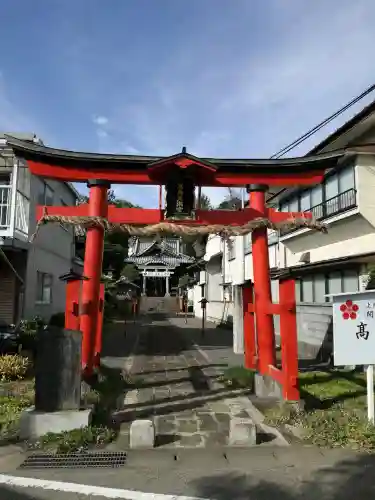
<box><xmin>189</xmin><ymin>453</ymin><xmax>375</xmax><ymax>500</ymax></box>
<box><xmin>0</xmin><ymin>485</ymin><xmax>40</xmax><ymax>500</ymax></box>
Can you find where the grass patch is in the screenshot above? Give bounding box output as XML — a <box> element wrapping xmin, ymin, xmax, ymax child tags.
<box><xmin>0</xmin><ymin>381</ymin><xmax>34</xmax><ymax>442</ymax></box>
<box><xmin>0</xmin><ymin>364</ymin><xmax>142</xmax><ymax>453</ymax></box>
<box><xmin>29</xmin><ymin>426</ymin><xmax>117</xmax><ymax>454</ymax></box>
<box><xmin>263</xmin><ymin>368</ymin><xmax>375</xmax><ymax>451</ymax></box>
<box><xmin>27</xmin><ymin>364</ymin><xmax>142</xmax><ymax>454</ymax></box>
<box><xmin>218</xmin><ymin>366</ymin><xmax>255</xmax><ymax>389</ymax></box>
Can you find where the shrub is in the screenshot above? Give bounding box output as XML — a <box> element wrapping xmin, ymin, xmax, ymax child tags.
<box><xmin>18</xmin><ymin>316</ymin><xmax>46</xmax><ymax>352</ymax></box>
<box><xmin>0</xmin><ymin>355</ymin><xmax>30</xmax><ymax>382</ymax></box>
<box><xmin>31</xmin><ymin>426</ymin><xmax>117</xmax><ymax>454</ymax></box>
<box><xmin>49</xmin><ymin>312</ymin><xmax>65</xmax><ymax>328</ymax></box>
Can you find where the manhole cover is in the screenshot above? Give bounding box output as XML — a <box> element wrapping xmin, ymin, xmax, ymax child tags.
<box><xmin>20</xmin><ymin>451</ymin><xmax>127</xmax><ymax>469</ymax></box>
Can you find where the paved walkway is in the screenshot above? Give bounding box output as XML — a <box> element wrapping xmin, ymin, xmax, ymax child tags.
<box><xmin>105</xmin><ymin>313</ymin><xmax>283</xmax><ymax>449</ymax></box>
<box><xmin>0</xmin><ymin>314</ymin><xmax>370</xmax><ymax>499</ymax></box>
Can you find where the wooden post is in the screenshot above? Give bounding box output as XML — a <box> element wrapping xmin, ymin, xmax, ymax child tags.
<box><xmin>94</xmin><ymin>283</ymin><xmax>105</xmax><ymax>368</ymax></box>
<box><xmin>248</xmin><ymin>185</ymin><xmax>276</xmax><ymax>373</ymax></box>
<box><xmin>80</xmin><ymin>180</ymin><xmax>109</xmax><ymax>375</ymax></box>
<box><xmin>279</xmin><ymin>278</ymin><xmax>299</xmax><ymax>400</ymax></box>
<box><xmin>242</xmin><ymin>282</ymin><xmax>257</xmax><ymax>369</ymax></box>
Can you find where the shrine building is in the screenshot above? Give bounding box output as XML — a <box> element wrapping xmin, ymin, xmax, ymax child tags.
<box><xmin>126</xmin><ymin>236</ymin><xmax>194</xmax><ymax>296</ymax></box>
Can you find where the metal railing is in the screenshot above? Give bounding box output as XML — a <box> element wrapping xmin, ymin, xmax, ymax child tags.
<box><xmin>281</xmin><ymin>188</ymin><xmax>357</xmax><ymax>236</ymax></box>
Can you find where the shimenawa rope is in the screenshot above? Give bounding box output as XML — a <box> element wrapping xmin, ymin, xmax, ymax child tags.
<box><xmin>30</xmin><ymin>212</ymin><xmax>327</xmax><ymax>242</ymax></box>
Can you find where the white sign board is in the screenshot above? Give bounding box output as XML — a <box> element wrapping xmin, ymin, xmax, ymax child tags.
<box><xmin>332</xmin><ymin>290</ymin><xmax>375</xmax><ymax>366</ymax></box>
<box><xmin>142</xmin><ymin>271</ymin><xmax>172</xmax><ymax>277</ymax></box>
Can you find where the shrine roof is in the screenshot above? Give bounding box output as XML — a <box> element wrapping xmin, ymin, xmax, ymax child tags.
<box><xmin>6</xmin><ymin>135</ymin><xmax>357</xmax><ymax>172</ymax></box>
<box><xmin>126</xmin><ymin>254</ymin><xmax>193</xmax><ymax>267</ymax></box>
<box><xmin>126</xmin><ymin>238</ymin><xmax>194</xmax><ymax>267</ymax></box>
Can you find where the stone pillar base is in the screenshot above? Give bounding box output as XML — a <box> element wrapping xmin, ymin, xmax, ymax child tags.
<box><xmin>19</xmin><ymin>407</ymin><xmax>92</xmax><ymax>440</ymax></box>
<box><xmin>254</xmin><ymin>373</ymin><xmax>283</xmax><ymax>399</ymax></box>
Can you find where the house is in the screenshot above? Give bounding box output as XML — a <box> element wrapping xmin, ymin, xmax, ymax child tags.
<box><xmin>192</xmin><ymin>100</ymin><xmax>375</xmax><ymax>360</ymax></box>
<box><xmin>0</xmin><ymin>133</ymin><xmax>80</xmax><ymax>324</ymax></box>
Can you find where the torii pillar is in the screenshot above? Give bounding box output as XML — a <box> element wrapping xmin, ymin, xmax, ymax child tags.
<box><xmin>248</xmin><ymin>184</ymin><xmax>276</xmax><ymax>373</ymax></box>
<box><xmin>80</xmin><ymin>180</ymin><xmax>109</xmax><ymax>375</ymax></box>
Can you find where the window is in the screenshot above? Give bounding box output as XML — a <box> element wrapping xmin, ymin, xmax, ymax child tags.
<box><xmin>227</xmin><ymin>239</ymin><xmax>235</xmax><ymax>260</ymax></box>
<box><xmin>244</xmin><ymin>233</ymin><xmax>252</xmax><ymax>253</ymax></box>
<box><xmin>279</xmin><ymin>165</ymin><xmax>355</xmax><ymax>222</ymax></box>
<box><xmin>38</xmin><ymin>182</ymin><xmax>54</xmax><ymax>206</ymax></box>
<box><xmin>36</xmin><ymin>272</ymin><xmax>53</xmax><ymax>304</ymax></box>
<box><xmin>296</xmin><ymin>269</ymin><xmax>359</xmax><ymax>303</ymax></box>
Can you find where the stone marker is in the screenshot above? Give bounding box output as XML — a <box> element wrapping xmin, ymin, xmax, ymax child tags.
<box><xmin>129</xmin><ymin>419</ymin><xmax>155</xmax><ymax>448</ymax></box>
<box><xmin>228</xmin><ymin>417</ymin><xmax>257</xmax><ymax>446</ymax></box>
<box><xmin>20</xmin><ymin>327</ymin><xmax>92</xmax><ymax>440</ymax></box>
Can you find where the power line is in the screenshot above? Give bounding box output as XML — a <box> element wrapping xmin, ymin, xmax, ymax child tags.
<box><xmin>270</xmin><ymin>82</ymin><xmax>375</xmax><ymax>159</ymax></box>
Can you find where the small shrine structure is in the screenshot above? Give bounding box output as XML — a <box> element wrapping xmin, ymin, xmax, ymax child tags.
<box><xmin>126</xmin><ymin>237</ymin><xmax>194</xmax><ymax>296</ymax></box>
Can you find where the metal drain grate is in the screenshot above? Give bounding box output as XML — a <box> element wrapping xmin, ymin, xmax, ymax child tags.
<box><xmin>20</xmin><ymin>451</ymin><xmax>127</xmax><ymax>469</ymax></box>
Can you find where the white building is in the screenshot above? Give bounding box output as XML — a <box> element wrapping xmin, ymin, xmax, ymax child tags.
<box><xmin>191</xmin><ymin>100</ymin><xmax>375</xmax><ymax>360</ymax></box>
<box><xmin>0</xmin><ymin>134</ymin><xmax>80</xmax><ymax>324</ymax></box>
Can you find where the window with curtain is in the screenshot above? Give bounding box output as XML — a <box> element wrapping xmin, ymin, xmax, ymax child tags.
<box><xmin>325</xmin><ymin>175</ymin><xmax>339</xmax><ymax>215</ymax></box>
<box><xmin>300</xmin><ymin>190</ymin><xmax>310</xmax><ymax>212</ymax></box>
<box><xmin>36</xmin><ymin>272</ymin><xmax>53</xmax><ymax>304</ymax></box>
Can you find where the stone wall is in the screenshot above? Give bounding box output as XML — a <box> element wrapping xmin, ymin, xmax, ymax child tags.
<box><xmin>275</xmin><ymin>303</ymin><xmax>333</xmax><ymax>362</ymax></box>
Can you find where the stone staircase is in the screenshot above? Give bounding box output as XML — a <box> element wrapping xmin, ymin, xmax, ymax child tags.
<box><xmin>139</xmin><ymin>296</ymin><xmax>180</xmax><ymax>316</ymax></box>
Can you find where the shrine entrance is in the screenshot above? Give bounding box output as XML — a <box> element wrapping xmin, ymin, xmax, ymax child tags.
<box><xmin>126</xmin><ymin>236</ymin><xmax>194</xmax><ymax>296</ymax></box>
<box><xmin>7</xmin><ymin>135</ymin><xmax>354</xmax><ymax>400</ymax></box>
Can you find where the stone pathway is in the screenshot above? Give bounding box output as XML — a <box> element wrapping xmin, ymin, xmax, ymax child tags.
<box><xmin>108</xmin><ymin>313</ymin><xmax>284</xmax><ymax>449</ymax></box>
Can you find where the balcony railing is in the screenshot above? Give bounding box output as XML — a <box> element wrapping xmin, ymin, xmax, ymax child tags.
<box><xmin>0</xmin><ymin>185</ymin><xmax>29</xmax><ymax>239</ymax></box>
<box><xmin>280</xmin><ymin>188</ymin><xmax>357</xmax><ymax>237</ymax></box>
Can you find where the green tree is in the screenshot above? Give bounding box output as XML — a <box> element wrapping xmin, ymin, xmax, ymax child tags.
<box><xmin>198</xmin><ymin>193</ymin><xmax>212</xmax><ymax>210</ymax></box>
<box><xmin>217</xmin><ymin>195</ymin><xmax>242</xmax><ymax>210</ymax></box>
<box><xmin>121</xmin><ymin>263</ymin><xmax>140</xmax><ymax>283</ymax></box>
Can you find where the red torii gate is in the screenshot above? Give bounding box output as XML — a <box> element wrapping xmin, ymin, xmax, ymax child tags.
<box><xmin>7</xmin><ymin>136</ymin><xmax>346</xmax><ymax>400</ymax></box>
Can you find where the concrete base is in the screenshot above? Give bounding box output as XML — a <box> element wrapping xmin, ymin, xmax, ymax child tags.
<box><xmin>228</xmin><ymin>417</ymin><xmax>257</xmax><ymax>446</ymax></box>
<box><xmin>254</xmin><ymin>373</ymin><xmax>283</xmax><ymax>399</ymax></box>
<box><xmin>129</xmin><ymin>419</ymin><xmax>155</xmax><ymax>449</ymax></box>
<box><xmin>19</xmin><ymin>407</ymin><xmax>92</xmax><ymax>440</ymax></box>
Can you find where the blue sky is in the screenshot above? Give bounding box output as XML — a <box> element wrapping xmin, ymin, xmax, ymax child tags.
<box><xmin>1</xmin><ymin>0</ymin><xmax>375</xmax><ymax>207</ymax></box>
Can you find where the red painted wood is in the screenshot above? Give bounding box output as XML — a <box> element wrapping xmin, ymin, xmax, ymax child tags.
<box><xmin>27</xmin><ymin>160</ymin><xmax>325</xmax><ymax>186</ymax></box>
<box><xmin>107</xmin><ymin>208</ymin><xmax>163</xmax><ymax>224</ymax></box>
<box><xmin>268</xmin><ymin>207</ymin><xmax>313</xmax><ymax>223</ymax></box>
<box><xmin>214</xmin><ymin>172</ymin><xmax>325</xmax><ymax>186</ymax></box>
<box><xmin>250</xmin><ymin>190</ymin><xmax>276</xmax><ymax>375</ymax></box>
<box><xmin>65</xmin><ymin>280</ymin><xmax>81</xmax><ymax>331</ymax></box>
<box><xmin>80</xmin><ymin>184</ymin><xmax>109</xmax><ymax>375</ymax></box>
<box><xmin>279</xmin><ymin>278</ymin><xmax>299</xmax><ymax>401</ymax></box>
<box><xmin>242</xmin><ymin>283</ymin><xmax>257</xmax><ymax>370</ymax></box>
<box><xmin>268</xmin><ymin>365</ymin><xmax>284</xmax><ymax>384</ymax></box>
<box><xmin>94</xmin><ymin>283</ymin><xmax>105</xmax><ymax>368</ymax></box>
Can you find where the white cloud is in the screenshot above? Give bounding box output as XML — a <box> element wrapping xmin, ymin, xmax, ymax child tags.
<box><xmin>96</xmin><ymin>129</ymin><xmax>108</xmax><ymax>139</ymax></box>
<box><xmin>92</xmin><ymin>115</ymin><xmax>108</xmax><ymax>126</ymax></box>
